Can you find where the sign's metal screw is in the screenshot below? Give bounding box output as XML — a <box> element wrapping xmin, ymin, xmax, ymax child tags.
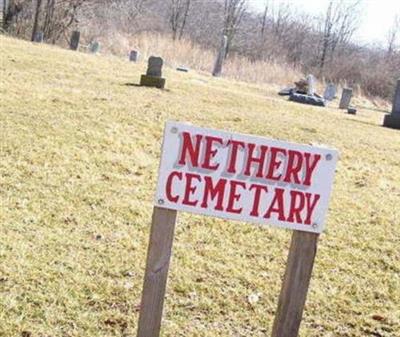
<box><xmin>312</xmin><ymin>223</ymin><xmax>318</xmax><ymax>229</ymax></box>
<box><xmin>158</xmin><ymin>198</ymin><xmax>165</xmax><ymax>205</ymax></box>
<box><xmin>171</xmin><ymin>127</ymin><xmax>178</xmax><ymax>134</ymax></box>
<box><xmin>325</xmin><ymin>153</ymin><xmax>333</xmax><ymax>161</ymax></box>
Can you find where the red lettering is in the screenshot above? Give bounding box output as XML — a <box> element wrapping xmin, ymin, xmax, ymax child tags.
<box><xmin>244</xmin><ymin>144</ymin><xmax>269</xmax><ymax>178</ymax></box>
<box><xmin>249</xmin><ymin>184</ymin><xmax>268</xmax><ymax>217</ymax></box>
<box><xmin>264</xmin><ymin>188</ymin><xmax>286</xmax><ymax>221</ymax></box>
<box><xmin>201</xmin><ymin>136</ymin><xmax>223</xmax><ymax>170</ymax></box>
<box><xmin>226</xmin><ymin>180</ymin><xmax>246</xmax><ymax>214</ymax></box>
<box><xmin>178</xmin><ymin>132</ymin><xmax>202</xmax><ymax>167</ymax></box>
<box><xmin>304</xmin><ymin>193</ymin><xmax>320</xmax><ymax>225</ymax></box>
<box><xmin>226</xmin><ymin>140</ymin><xmax>245</xmax><ymax>174</ymax></box>
<box><xmin>166</xmin><ymin>171</ymin><xmax>182</xmax><ymax>203</ymax></box>
<box><xmin>283</xmin><ymin>150</ymin><xmax>303</xmax><ymax>184</ymax></box>
<box><xmin>287</xmin><ymin>190</ymin><xmax>305</xmax><ymax>223</ymax></box>
<box><xmin>266</xmin><ymin>147</ymin><xmax>286</xmax><ymax>181</ymax></box>
<box><xmin>182</xmin><ymin>173</ymin><xmax>201</xmax><ymax>206</ymax></box>
<box><xmin>303</xmin><ymin>153</ymin><xmax>321</xmax><ymax>186</ymax></box>
<box><xmin>201</xmin><ymin>176</ymin><xmax>226</xmax><ymax>211</ymax></box>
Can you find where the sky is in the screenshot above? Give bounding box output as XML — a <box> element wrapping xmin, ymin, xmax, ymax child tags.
<box><xmin>249</xmin><ymin>0</ymin><xmax>400</xmax><ymax>46</ymax></box>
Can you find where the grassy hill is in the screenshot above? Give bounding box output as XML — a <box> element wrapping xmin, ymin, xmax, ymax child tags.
<box><xmin>1</xmin><ymin>35</ymin><xmax>399</xmax><ymax>337</ymax></box>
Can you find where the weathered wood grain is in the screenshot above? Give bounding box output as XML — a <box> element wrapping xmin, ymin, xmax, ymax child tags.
<box><xmin>271</xmin><ymin>230</ymin><xmax>319</xmax><ymax>337</ymax></box>
<box><xmin>137</xmin><ymin>206</ymin><xmax>177</xmax><ymax>337</ymax></box>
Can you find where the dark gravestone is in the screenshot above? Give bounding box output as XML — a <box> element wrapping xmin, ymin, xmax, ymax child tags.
<box><xmin>347</xmin><ymin>107</ymin><xmax>357</xmax><ymax>115</ymax></box>
<box><xmin>129</xmin><ymin>50</ymin><xmax>139</xmax><ymax>62</ymax></box>
<box><xmin>140</xmin><ymin>56</ymin><xmax>166</xmax><ymax>89</ymax></box>
<box><xmin>391</xmin><ymin>79</ymin><xmax>400</xmax><ymax>114</ymax></box>
<box><xmin>70</xmin><ymin>31</ymin><xmax>80</xmax><ymax>51</ymax></box>
<box><xmin>278</xmin><ymin>87</ymin><xmax>294</xmax><ymax>96</ymax></box>
<box><xmin>383</xmin><ymin>79</ymin><xmax>400</xmax><ymax>129</ymax></box>
<box><xmin>339</xmin><ymin>88</ymin><xmax>353</xmax><ymax>109</ymax></box>
<box><xmin>146</xmin><ymin>56</ymin><xmax>163</xmax><ymax>77</ymax></box>
<box><xmin>289</xmin><ymin>93</ymin><xmax>326</xmax><ymax>107</ymax></box>
<box><xmin>33</xmin><ymin>31</ymin><xmax>44</xmax><ymax>43</ymax></box>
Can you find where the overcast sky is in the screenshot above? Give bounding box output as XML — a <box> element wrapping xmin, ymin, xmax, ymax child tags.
<box><xmin>249</xmin><ymin>0</ymin><xmax>400</xmax><ymax>46</ymax></box>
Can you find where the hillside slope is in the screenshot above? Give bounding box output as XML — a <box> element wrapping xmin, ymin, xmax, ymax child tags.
<box><xmin>0</xmin><ymin>36</ymin><xmax>399</xmax><ymax>337</ymax></box>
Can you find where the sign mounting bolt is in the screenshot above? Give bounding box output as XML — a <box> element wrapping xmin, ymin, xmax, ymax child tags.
<box><xmin>325</xmin><ymin>153</ymin><xmax>333</xmax><ymax>161</ymax></box>
<box><xmin>158</xmin><ymin>198</ymin><xmax>165</xmax><ymax>205</ymax></box>
<box><xmin>171</xmin><ymin>127</ymin><xmax>178</xmax><ymax>134</ymax></box>
<box><xmin>312</xmin><ymin>223</ymin><xmax>318</xmax><ymax>229</ymax></box>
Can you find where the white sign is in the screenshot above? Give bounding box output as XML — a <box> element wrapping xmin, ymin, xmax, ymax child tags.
<box><xmin>155</xmin><ymin>121</ymin><xmax>338</xmax><ymax>233</ymax></box>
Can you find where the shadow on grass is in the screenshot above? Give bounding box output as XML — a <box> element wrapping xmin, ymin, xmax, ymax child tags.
<box><xmin>357</xmin><ymin>106</ymin><xmax>388</xmax><ymax>114</ymax></box>
<box><xmin>123</xmin><ymin>83</ymin><xmax>141</xmax><ymax>87</ymax></box>
<box><xmin>122</xmin><ymin>83</ymin><xmax>171</xmax><ymax>92</ymax></box>
<box><xmin>344</xmin><ymin>117</ymin><xmax>381</xmax><ymax>128</ymax></box>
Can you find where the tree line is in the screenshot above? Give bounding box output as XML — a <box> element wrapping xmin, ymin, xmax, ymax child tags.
<box><xmin>2</xmin><ymin>0</ymin><xmax>400</xmax><ymax>99</ymax></box>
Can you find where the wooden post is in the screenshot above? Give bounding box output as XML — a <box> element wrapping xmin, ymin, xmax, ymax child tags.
<box><xmin>137</xmin><ymin>206</ymin><xmax>177</xmax><ymax>337</ymax></box>
<box><xmin>271</xmin><ymin>231</ymin><xmax>319</xmax><ymax>337</ymax></box>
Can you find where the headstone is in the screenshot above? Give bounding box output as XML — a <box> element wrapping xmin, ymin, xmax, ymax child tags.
<box><xmin>212</xmin><ymin>35</ymin><xmax>228</xmax><ymax>77</ymax></box>
<box><xmin>33</xmin><ymin>31</ymin><xmax>44</xmax><ymax>43</ymax></box>
<box><xmin>278</xmin><ymin>87</ymin><xmax>295</xmax><ymax>96</ymax></box>
<box><xmin>140</xmin><ymin>56</ymin><xmax>166</xmax><ymax>89</ymax></box>
<box><xmin>347</xmin><ymin>107</ymin><xmax>357</xmax><ymax>115</ymax></box>
<box><xmin>383</xmin><ymin>79</ymin><xmax>400</xmax><ymax>129</ymax></box>
<box><xmin>289</xmin><ymin>93</ymin><xmax>326</xmax><ymax>107</ymax></box>
<box><xmin>70</xmin><ymin>30</ymin><xmax>80</xmax><ymax>51</ymax></box>
<box><xmin>129</xmin><ymin>50</ymin><xmax>139</xmax><ymax>62</ymax></box>
<box><xmin>339</xmin><ymin>88</ymin><xmax>353</xmax><ymax>109</ymax></box>
<box><xmin>323</xmin><ymin>83</ymin><xmax>336</xmax><ymax>101</ymax></box>
<box><xmin>306</xmin><ymin>74</ymin><xmax>316</xmax><ymax>96</ymax></box>
<box><xmin>146</xmin><ymin>56</ymin><xmax>163</xmax><ymax>77</ymax></box>
<box><xmin>89</xmin><ymin>41</ymin><xmax>100</xmax><ymax>54</ymax></box>
<box><xmin>391</xmin><ymin>79</ymin><xmax>400</xmax><ymax>114</ymax></box>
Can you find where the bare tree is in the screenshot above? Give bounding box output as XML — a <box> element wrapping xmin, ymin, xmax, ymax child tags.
<box><xmin>223</xmin><ymin>0</ymin><xmax>247</xmax><ymax>56</ymax></box>
<box><xmin>3</xmin><ymin>0</ymin><xmax>24</xmax><ymax>32</ymax></box>
<box><xmin>387</xmin><ymin>14</ymin><xmax>400</xmax><ymax>58</ymax></box>
<box><xmin>124</xmin><ymin>0</ymin><xmax>147</xmax><ymax>23</ymax></box>
<box><xmin>31</xmin><ymin>0</ymin><xmax>42</xmax><ymax>41</ymax></box>
<box><xmin>169</xmin><ymin>0</ymin><xmax>191</xmax><ymax>40</ymax></box>
<box><xmin>42</xmin><ymin>0</ymin><xmax>89</xmax><ymax>43</ymax></box>
<box><xmin>319</xmin><ymin>0</ymin><xmax>362</xmax><ymax>72</ymax></box>
<box><xmin>260</xmin><ymin>0</ymin><xmax>270</xmax><ymax>37</ymax></box>
<box><xmin>271</xmin><ymin>1</ymin><xmax>293</xmax><ymax>42</ymax></box>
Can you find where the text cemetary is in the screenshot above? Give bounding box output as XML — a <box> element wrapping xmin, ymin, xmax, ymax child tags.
<box><xmin>155</xmin><ymin>122</ymin><xmax>338</xmax><ymax>233</ymax></box>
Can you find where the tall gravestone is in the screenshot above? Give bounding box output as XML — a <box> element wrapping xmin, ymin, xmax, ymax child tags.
<box><xmin>140</xmin><ymin>56</ymin><xmax>166</xmax><ymax>89</ymax></box>
<box><xmin>70</xmin><ymin>31</ymin><xmax>80</xmax><ymax>51</ymax></box>
<box><xmin>383</xmin><ymin>79</ymin><xmax>400</xmax><ymax>129</ymax></box>
<box><xmin>306</xmin><ymin>75</ymin><xmax>316</xmax><ymax>96</ymax></box>
<box><xmin>323</xmin><ymin>83</ymin><xmax>336</xmax><ymax>101</ymax></box>
<box><xmin>129</xmin><ymin>50</ymin><xmax>139</xmax><ymax>62</ymax></box>
<box><xmin>339</xmin><ymin>88</ymin><xmax>353</xmax><ymax>109</ymax></box>
<box><xmin>212</xmin><ymin>35</ymin><xmax>228</xmax><ymax>77</ymax></box>
<box><xmin>33</xmin><ymin>31</ymin><xmax>44</xmax><ymax>43</ymax></box>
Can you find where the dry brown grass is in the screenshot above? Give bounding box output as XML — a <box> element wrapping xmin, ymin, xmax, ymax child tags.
<box><xmin>97</xmin><ymin>32</ymin><xmax>303</xmax><ymax>88</ymax></box>
<box><xmin>0</xmin><ymin>35</ymin><xmax>399</xmax><ymax>337</ymax></box>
